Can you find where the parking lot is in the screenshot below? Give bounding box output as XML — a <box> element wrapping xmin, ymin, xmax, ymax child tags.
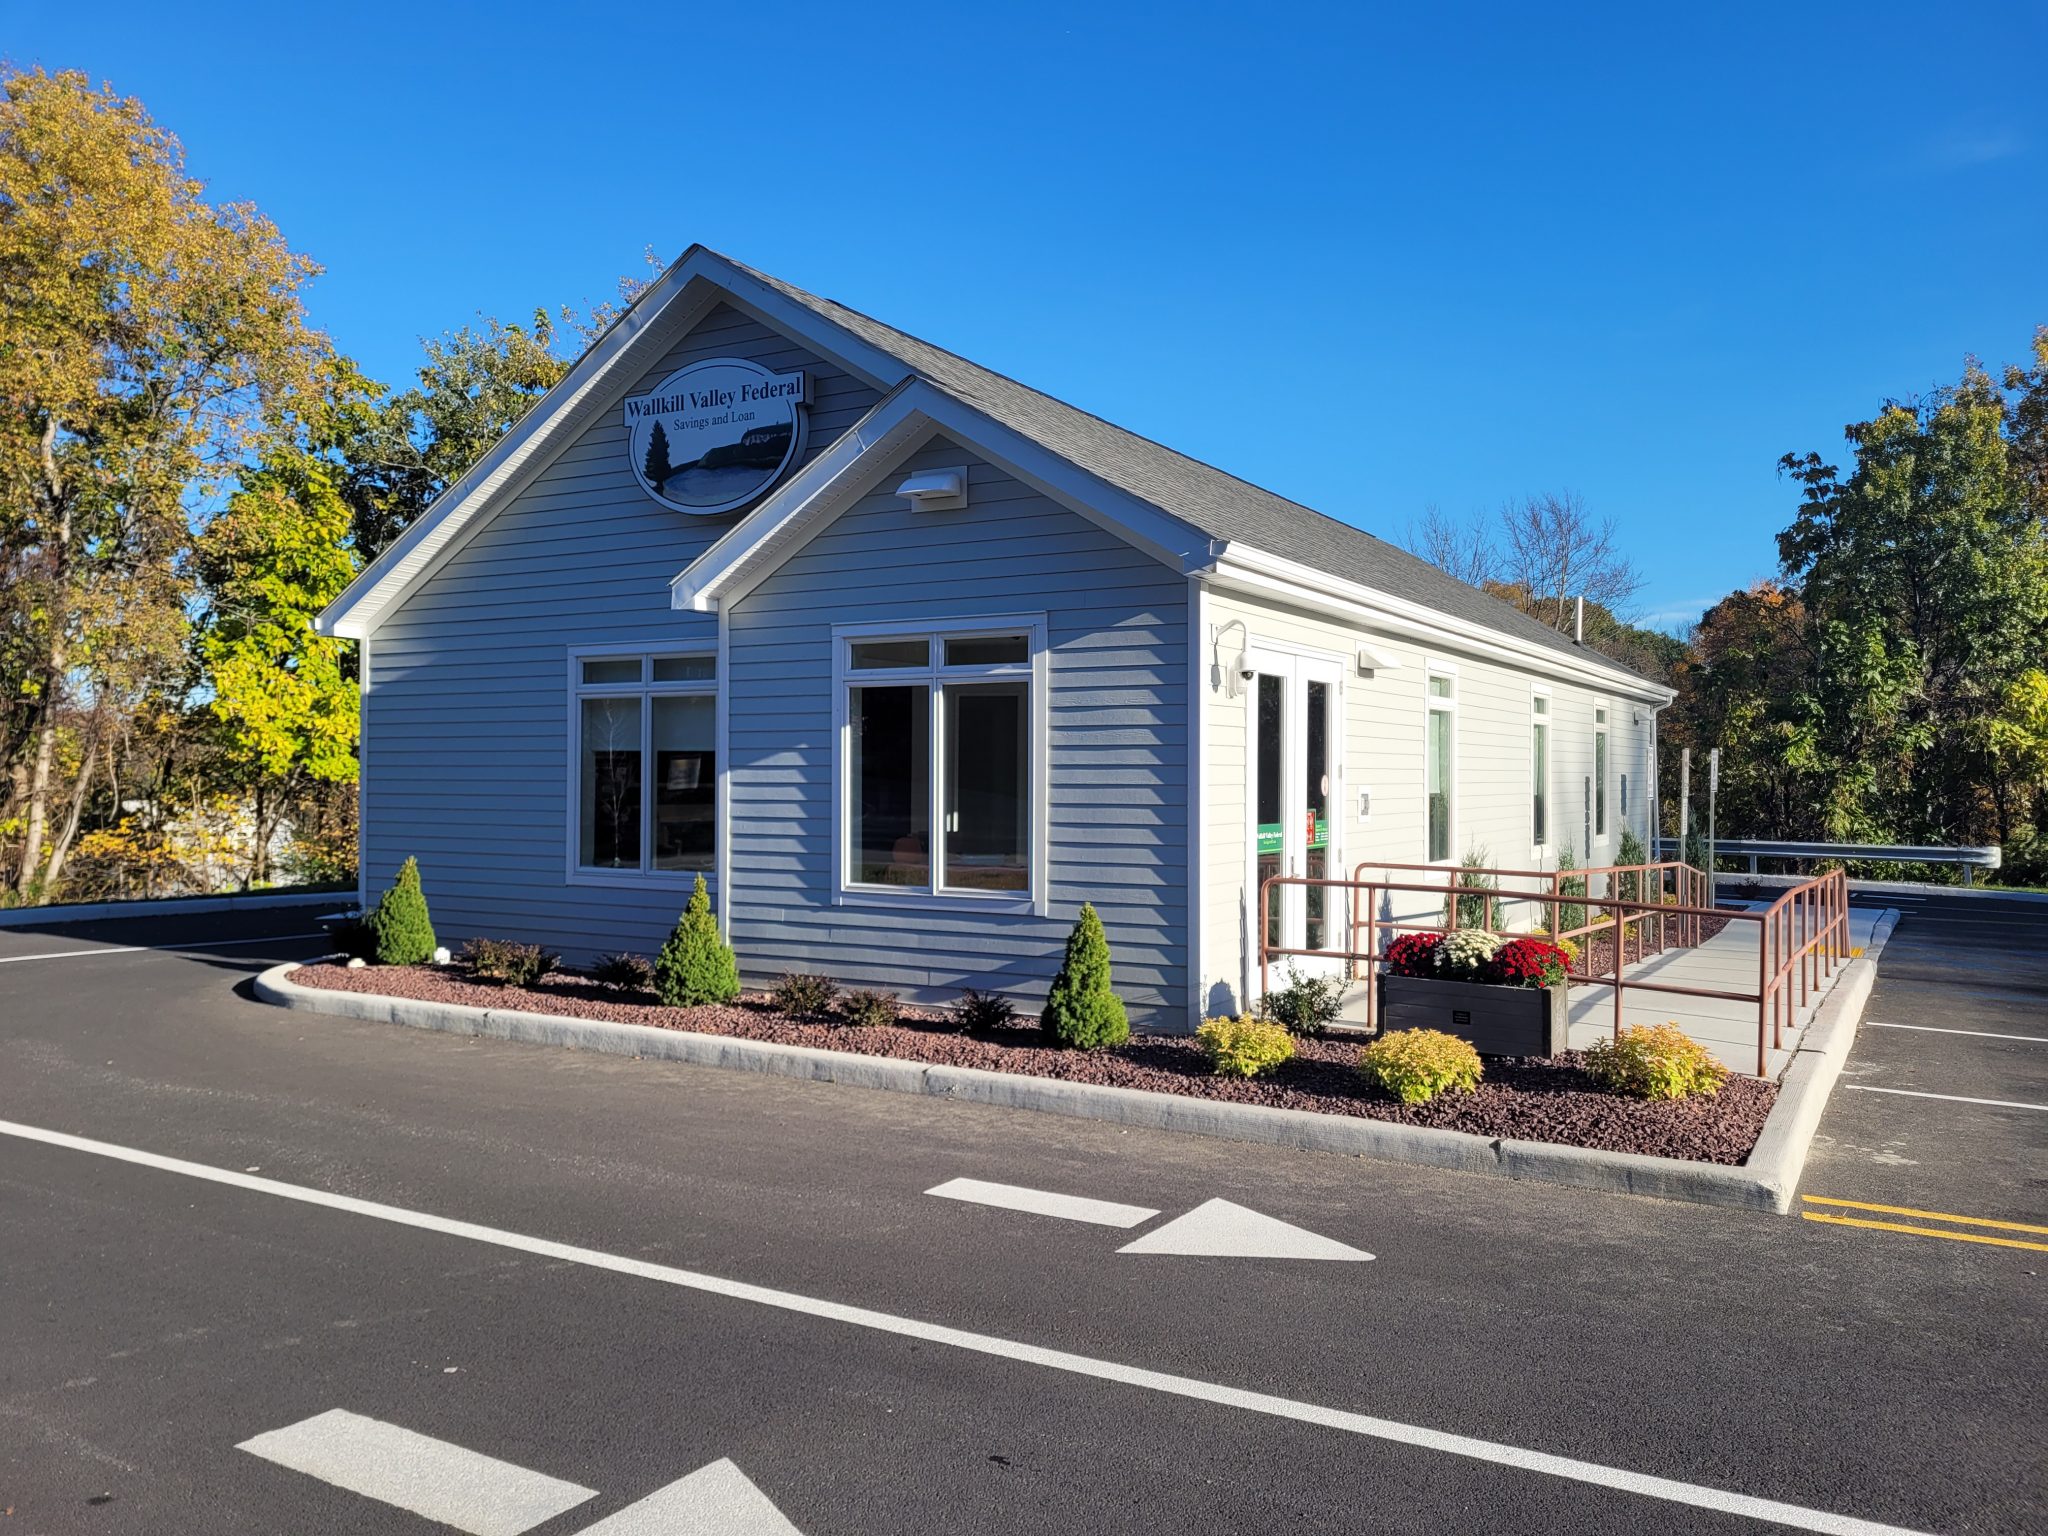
<box><xmin>1800</xmin><ymin>888</ymin><xmax>2048</xmax><ymax>1253</ymax></box>
<box><xmin>1</xmin><ymin>892</ymin><xmax>2042</xmax><ymax>1533</ymax></box>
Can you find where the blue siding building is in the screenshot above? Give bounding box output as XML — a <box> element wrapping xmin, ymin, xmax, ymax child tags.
<box><xmin>322</xmin><ymin>248</ymin><xmax>1671</xmax><ymax>1032</ymax></box>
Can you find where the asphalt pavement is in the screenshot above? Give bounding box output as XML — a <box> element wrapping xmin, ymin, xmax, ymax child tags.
<box><xmin>0</xmin><ymin>895</ymin><xmax>2042</xmax><ymax>1534</ymax></box>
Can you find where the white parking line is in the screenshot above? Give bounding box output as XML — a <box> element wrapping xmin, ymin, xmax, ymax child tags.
<box><xmin>925</xmin><ymin>1177</ymin><xmax>1158</xmax><ymax>1228</ymax></box>
<box><xmin>0</xmin><ymin>1116</ymin><xmax>1927</xmax><ymax>1536</ymax></box>
<box><xmin>1867</xmin><ymin>1022</ymin><xmax>2048</xmax><ymax>1044</ymax></box>
<box><xmin>0</xmin><ymin>933</ymin><xmax>326</xmax><ymax>964</ymax></box>
<box><xmin>237</xmin><ymin>1408</ymin><xmax>595</xmax><ymax>1536</ymax></box>
<box><xmin>1844</xmin><ymin>1086</ymin><xmax>2048</xmax><ymax>1112</ymax></box>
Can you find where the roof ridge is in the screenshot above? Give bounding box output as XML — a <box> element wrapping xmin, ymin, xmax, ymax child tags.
<box><xmin>712</xmin><ymin>249</ymin><xmax>1410</xmax><ymax>559</ymax></box>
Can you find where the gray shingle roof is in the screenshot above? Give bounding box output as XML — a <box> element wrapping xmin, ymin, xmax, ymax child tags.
<box><xmin>722</xmin><ymin>252</ymin><xmax>1654</xmax><ymax>684</ymax></box>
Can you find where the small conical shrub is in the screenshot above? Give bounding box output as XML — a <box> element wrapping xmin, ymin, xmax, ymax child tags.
<box><xmin>1041</xmin><ymin>902</ymin><xmax>1128</xmax><ymax>1049</ymax></box>
<box><xmin>370</xmin><ymin>856</ymin><xmax>437</xmax><ymax>965</ymax></box>
<box><xmin>655</xmin><ymin>874</ymin><xmax>740</xmax><ymax>1007</ymax></box>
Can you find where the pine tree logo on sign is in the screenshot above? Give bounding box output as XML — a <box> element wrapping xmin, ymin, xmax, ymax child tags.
<box><xmin>623</xmin><ymin>358</ymin><xmax>809</xmax><ymax>515</ymax></box>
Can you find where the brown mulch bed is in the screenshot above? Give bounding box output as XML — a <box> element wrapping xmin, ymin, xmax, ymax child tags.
<box><xmin>296</xmin><ymin>960</ymin><xmax>1777</xmax><ymax>1166</ymax></box>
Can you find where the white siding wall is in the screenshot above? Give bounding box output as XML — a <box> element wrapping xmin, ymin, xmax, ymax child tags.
<box><xmin>1198</xmin><ymin>586</ymin><xmax>1657</xmax><ymax>1017</ymax></box>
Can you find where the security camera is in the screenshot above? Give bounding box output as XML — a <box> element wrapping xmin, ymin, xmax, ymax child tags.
<box><xmin>1235</xmin><ymin>651</ymin><xmax>1253</xmax><ymax>681</ymax></box>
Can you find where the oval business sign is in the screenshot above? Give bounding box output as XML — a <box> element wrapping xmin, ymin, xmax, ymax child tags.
<box><xmin>622</xmin><ymin>358</ymin><xmax>809</xmax><ymax>515</ymax></box>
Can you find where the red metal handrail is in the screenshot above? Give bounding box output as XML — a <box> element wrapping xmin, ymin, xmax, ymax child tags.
<box><xmin>1260</xmin><ymin>866</ymin><xmax>1850</xmax><ymax>1077</ymax></box>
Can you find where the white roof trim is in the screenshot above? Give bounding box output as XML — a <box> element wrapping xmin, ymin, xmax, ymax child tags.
<box><xmin>1201</xmin><ymin>545</ymin><xmax>1674</xmax><ymax>702</ymax></box>
<box><xmin>671</xmin><ymin>379</ymin><xmax>1215</xmax><ymax>613</ymax></box>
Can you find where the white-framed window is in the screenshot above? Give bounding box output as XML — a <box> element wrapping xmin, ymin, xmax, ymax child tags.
<box><xmin>1594</xmin><ymin>703</ymin><xmax>1609</xmax><ymax>840</ymax></box>
<box><xmin>1531</xmin><ymin>691</ymin><xmax>1550</xmax><ymax>848</ymax></box>
<box><xmin>569</xmin><ymin>647</ymin><xmax>717</xmax><ymax>882</ymax></box>
<box><xmin>833</xmin><ymin>615</ymin><xmax>1048</xmax><ymax>912</ymax></box>
<box><xmin>1425</xmin><ymin>666</ymin><xmax>1456</xmax><ymax>863</ymax></box>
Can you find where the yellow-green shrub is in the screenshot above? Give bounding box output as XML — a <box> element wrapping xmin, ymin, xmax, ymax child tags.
<box><xmin>1197</xmin><ymin>1015</ymin><xmax>1296</xmax><ymax>1078</ymax></box>
<box><xmin>1584</xmin><ymin>1023</ymin><xmax>1728</xmax><ymax>1099</ymax></box>
<box><xmin>1358</xmin><ymin>1029</ymin><xmax>1482</xmax><ymax>1104</ymax></box>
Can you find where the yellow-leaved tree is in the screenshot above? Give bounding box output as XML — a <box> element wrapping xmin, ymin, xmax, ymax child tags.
<box><xmin>0</xmin><ymin>67</ymin><xmax>325</xmax><ymax>898</ymax></box>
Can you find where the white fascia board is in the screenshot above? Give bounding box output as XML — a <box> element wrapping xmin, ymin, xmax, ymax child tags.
<box><xmin>1199</xmin><ymin>545</ymin><xmax>1675</xmax><ymax>703</ymax></box>
<box><xmin>671</xmin><ymin>380</ymin><xmax>1212</xmax><ymax>612</ymax></box>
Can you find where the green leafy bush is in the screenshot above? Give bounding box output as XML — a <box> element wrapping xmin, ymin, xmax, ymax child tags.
<box><xmin>1584</xmin><ymin>1023</ymin><xmax>1728</xmax><ymax>1099</ymax></box>
<box><xmin>1616</xmin><ymin>826</ymin><xmax>1649</xmax><ymax>902</ymax></box>
<box><xmin>840</xmin><ymin>988</ymin><xmax>899</xmax><ymax>1028</ymax></box>
<box><xmin>1197</xmin><ymin>1015</ymin><xmax>1296</xmax><ymax>1078</ymax></box>
<box><xmin>1041</xmin><ymin>902</ymin><xmax>1130</xmax><ymax>1049</ymax></box>
<box><xmin>1261</xmin><ymin>963</ymin><xmax>1345</xmax><ymax>1036</ymax></box>
<box><xmin>591</xmin><ymin>952</ymin><xmax>654</xmax><ymax>992</ymax></box>
<box><xmin>654</xmin><ymin>874</ymin><xmax>740</xmax><ymax>1007</ymax></box>
<box><xmin>955</xmin><ymin>987</ymin><xmax>1015</xmax><ymax>1032</ymax></box>
<box><xmin>462</xmin><ymin>937</ymin><xmax>559</xmax><ymax>987</ymax></box>
<box><xmin>772</xmin><ymin>970</ymin><xmax>839</xmax><ymax>1020</ymax></box>
<box><xmin>1358</xmin><ymin>1028</ymin><xmax>1483</xmax><ymax>1105</ymax></box>
<box><xmin>369</xmin><ymin>857</ymin><xmax>437</xmax><ymax>964</ymax></box>
<box><xmin>1554</xmin><ymin>842</ymin><xmax>1587</xmax><ymax>937</ymax></box>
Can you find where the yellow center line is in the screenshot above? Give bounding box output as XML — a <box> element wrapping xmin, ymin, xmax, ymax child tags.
<box><xmin>1800</xmin><ymin>1212</ymin><xmax>2048</xmax><ymax>1253</ymax></box>
<box><xmin>1800</xmin><ymin>1195</ymin><xmax>2048</xmax><ymax>1237</ymax></box>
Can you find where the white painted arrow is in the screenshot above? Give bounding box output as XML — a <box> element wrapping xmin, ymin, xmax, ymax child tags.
<box><xmin>571</xmin><ymin>1457</ymin><xmax>803</xmax><ymax>1535</ymax></box>
<box><xmin>1116</xmin><ymin>1198</ymin><xmax>1373</xmax><ymax>1261</ymax></box>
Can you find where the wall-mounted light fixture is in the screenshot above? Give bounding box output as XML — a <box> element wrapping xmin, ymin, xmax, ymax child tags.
<box><xmin>897</xmin><ymin>467</ymin><xmax>968</xmax><ymax>512</ymax></box>
<box><xmin>1211</xmin><ymin>617</ymin><xmax>1250</xmax><ymax>698</ymax></box>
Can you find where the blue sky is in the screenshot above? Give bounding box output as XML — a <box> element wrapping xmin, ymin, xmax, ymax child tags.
<box><xmin>9</xmin><ymin>1</ymin><xmax>2043</xmax><ymax>630</ymax></box>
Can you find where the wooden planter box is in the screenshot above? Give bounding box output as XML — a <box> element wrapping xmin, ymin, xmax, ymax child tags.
<box><xmin>1376</xmin><ymin>973</ymin><xmax>1570</xmax><ymax>1057</ymax></box>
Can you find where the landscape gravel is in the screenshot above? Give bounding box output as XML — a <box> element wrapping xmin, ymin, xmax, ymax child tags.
<box><xmin>295</xmin><ymin>962</ymin><xmax>1776</xmax><ymax>1165</ymax></box>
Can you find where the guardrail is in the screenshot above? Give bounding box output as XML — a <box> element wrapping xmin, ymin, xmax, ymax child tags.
<box><xmin>1261</xmin><ymin>865</ymin><xmax>1851</xmax><ymax>1077</ymax></box>
<box><xmin>1348</xmin><ymin>858</ymin><xmax>1711</xmax><ymax>952</ymax></box>
<box><xmin>1654</xmin><ymin>838</ymin><xmax>2001</xmax><ymax>885</ymax></box>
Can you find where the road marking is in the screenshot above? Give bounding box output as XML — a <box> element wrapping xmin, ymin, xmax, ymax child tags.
<box><xmin>1801</xmin><ymin>1213</ymin><xmax>2048</xmax><ymax>1254</ymax></box>
<box><xmin>237</xmin><ymin>1408</ymin><xmax>596</xmax><ymax>1536</ymax></box>
<box><xmin>573</xmin><ymin>1458</ymin><xmax>803</xmax><ymax>1535</ymax></box>
<box><xmin>1866</xmin><ymin>1022</ymin><xmax>2048</xmax><ymax>1043</ymax></box>
<box><xmin>1843</xmin><ymin>1086</ymin><xmax>2048</xmax><ymax>1111</ymax></box>
<box><xmin>0</xmin><ymin>933</ymin><xmax>326</xmax><ymax>965</ymax></box>
<box><xmin>1</xmin><ymin>1117</ymin><xmax>1928</xmax><ymax>1536</ymax></box>
<box><xmin>925</xmin><ymin>1177</ymin><xmax>1158</xmax><ymax>1228</ymax></box>
<box><xmin>1117</xmin><ymin>1198</ymin><xmax>1372</xmax><ymax>1262</ymax></box>
<box><xmin>1801</xmin><ymin>1196</ymin><xmax>2048</xmax><ymax>1237</ymax></box>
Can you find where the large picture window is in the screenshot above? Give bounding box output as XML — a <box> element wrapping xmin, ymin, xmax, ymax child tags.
<box><xmin>840</xmin><ymin>621</ymin><xmax>1042</xmax><ymax>905</ymax></box>
<box><xmin>573</xmin><ymin>651</ymin><xmax>716</xmax><ymax>878</ymax></box>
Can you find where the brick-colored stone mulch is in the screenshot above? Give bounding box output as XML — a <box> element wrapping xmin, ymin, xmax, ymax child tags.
<box><xmin>292</xmin><ymin>960</ymin><xmax>1776</xmax><ymax>1165</ymax></box>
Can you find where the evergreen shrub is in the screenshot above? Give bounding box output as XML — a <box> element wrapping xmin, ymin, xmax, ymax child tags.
<box><xmin>654</xmin><ymin>875</ymin><xmax>740</xmax><ymax>1007</ymax></box>
<box><xmin>370</xmin><ymin>856</ymin><xmax>436</xmax><ymax>965</ymax></box>
<box><xmin>1041</xmin><ymin>902</ymin><xmax>1129</xmax><ymax>1049</ymax></box>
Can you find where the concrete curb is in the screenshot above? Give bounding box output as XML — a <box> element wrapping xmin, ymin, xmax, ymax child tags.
<box><xmin>252</xmin><ymin>947</ymin><xmax>1887</xmax><ymax>1215</ymax></box>
<box><xmin>0</xmin><ymin>888</ymin><xmax>343</xmax><ymax>928</ymax></box>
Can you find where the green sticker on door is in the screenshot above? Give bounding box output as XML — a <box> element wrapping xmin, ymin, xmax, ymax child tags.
<box><xmin>1257</xmin><ymin>814</ymin><xmax>1327</xmax><ymax>856</ymax></box>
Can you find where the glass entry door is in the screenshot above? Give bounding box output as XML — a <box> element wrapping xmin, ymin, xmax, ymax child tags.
<box><xmin>1248</xmin><ymin>649</ymin><xmax>1345</xmax><ymax>982</ymax></box>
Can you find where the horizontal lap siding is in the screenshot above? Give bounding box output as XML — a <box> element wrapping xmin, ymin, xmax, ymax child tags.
<box><xmin>727</xmin><ymin>438</ymin><xmax>1190</xmax><ymax>1031</ymax></box>
<box><xmin>364</xmin><ymin>305</ymin><xmax>881</xmax><ymax>958</ymax></box>
<box><xmin>1198</xmin><ymin>588</ymin><xmax>1658</xmax><ymax>1015</ymax></box>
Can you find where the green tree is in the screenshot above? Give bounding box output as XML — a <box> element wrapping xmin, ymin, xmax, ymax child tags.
<box><xmin>1041</xmin><ymin>903</ymin><xmax>1129</xmax><ymax>1048</ymax></box>
<box><xmin>1777</xmin><ymin>365</ymin><xmax>2048</xmax><ymax>845</ymax></box>
<box><xmin>654</xmin><ymin>875</ymin><xmax>740</xmax><ymax>1006</ymax></box>
<box><xmin>0</xmin><ymin>67</ymin><xmax>323</xmax><ymax>898</ymax></box>
<box><xmin>191</xmin><ymin>448</ymin><xmax>362</xmax><ymax>883</ymax></box>
<box><xmin>369</xmin><ymin>855</ymin><xmax>436</xmax><ymax>964</ymax></box>
<box><xmin>328</xmin><ymin>312</ymin><xmax>579</xmax><ymax>560</ymax></box>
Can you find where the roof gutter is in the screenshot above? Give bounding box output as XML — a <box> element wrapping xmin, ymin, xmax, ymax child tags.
<box><xmin>1199</xmin><ymin>542</ymin><xmax>1674</xmax><ymax>703</ymax></box>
